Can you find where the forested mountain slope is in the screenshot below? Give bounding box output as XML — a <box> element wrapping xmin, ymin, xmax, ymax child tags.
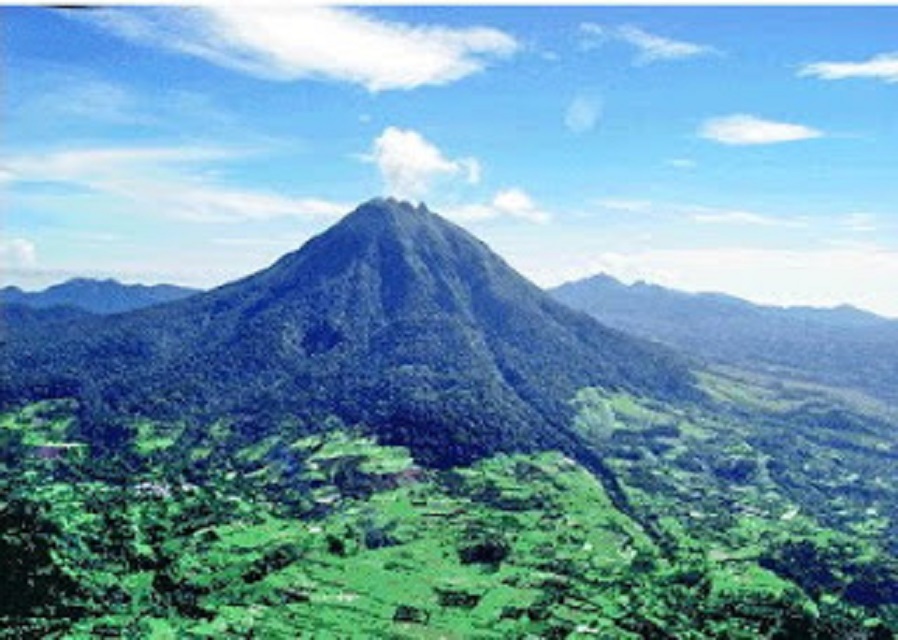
<box><xmin>1</xmin><ymin>198</ymin><xmax>695</xmax><ymax>466</ymax></box>
<box><xmin>551</xmin><ymin>274</ymin><xmax>898</xmax><ymax>404</ymax></box>
<box><xmin>1</xmin><ymin>279</ymin><xmax>198</xmax><ymax>315</ymax></box>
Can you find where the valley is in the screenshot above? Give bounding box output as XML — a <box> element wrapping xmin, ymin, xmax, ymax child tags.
<box><xmin>2</xmin><ymin>367</ymin><xmax>896</xmax><ymax>637</ymax></box>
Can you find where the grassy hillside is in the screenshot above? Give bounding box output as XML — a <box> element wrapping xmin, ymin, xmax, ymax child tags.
<box><xmin>2</xmin><ymin>382</ymin><xmax>896</xmax><ymax>638</ymax></box>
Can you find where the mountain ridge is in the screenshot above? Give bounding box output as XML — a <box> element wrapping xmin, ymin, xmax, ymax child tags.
<box><xmin>551</xmin><ymin>272</ymin><xmax>898</xmax><ymax>403</ymax></box>
<box><xmin>0</xmin><ymin>278</ymin><xmax>199</xmax><ymax>315</ymax></box>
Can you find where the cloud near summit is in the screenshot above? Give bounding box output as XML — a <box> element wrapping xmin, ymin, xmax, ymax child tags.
<box><xmin>76</xmin><ymin>6</ymin><xmax>518</xmax><ymax>92</ymax></box>
<box><xmin>366</xmin><ymin>127</ymin><xmax>480</xmax><ymax>200</ymax></box>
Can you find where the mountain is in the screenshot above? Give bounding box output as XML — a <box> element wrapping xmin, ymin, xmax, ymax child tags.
<box><xmin>551</xmin><ymin>273</ymin><xmax>898</xmax><ymax>404</ymax></box>
<box><xmin>0</xmin><ymin>303</ymin><xmax>95</xmax><ymax>337</ymax></box>
<box><xmin>1</xmin><ymin>198</ymin><xmax>696</xmax><ymax>466</ymax></box>
<box><xmin>0</xmin><ymin>278</ymin><xmax>199</xmax><ymax>314</ymax></box>
<box><xmin>4</xmin><ymin>200</ymin><xmax>898</xmax><ymax>638</ymax></box>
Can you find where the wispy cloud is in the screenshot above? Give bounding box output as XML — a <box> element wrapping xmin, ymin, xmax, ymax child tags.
<box><xmin>446</xmin><ymin>188</ymin><xmax>551</xmax><ymax>224</ymax></box>
<box><xmin>799</xmin><ymin>52</ymin><xmax>898</xmax><ymax>84</ymax></box>
<box><xmin>4</xmin><ymin>146</ymin><xmax>236</xmax><ymax>180</ymax></box>
<box><xmin>26</xmin><ymin>77</ymin><xmax>145</xmax><ymax>125</ymax></box>
<box><xmin>699</xmin><ymin>114</ymin><xmax>823</xmax><ymax>145</ymax></box>
<box><xmin>667</xmin><ymin>158</ymin><xmax>696</xmax><ymax>170</ymax></box>
<box><xmin>3</xmin><ymin>146</ymin><xmax>348</xmax><ymax>223</ymax></box>
<box><xmin>9</xmin><ymin>63</ymin><xmax>246</xmax><ymax>140</ymax></box>
<box><xmin>152</xmin><ymin>188</ymin><xmax>348</xmax><ymax>223</ymax></box>
<box><xmin>564</xmin><ymin>96</ymin><xmax>602</xmax><ymax>134</ymax></box>
<box><xmin>842</xmin><ymin>213</ymin><xmax>878</xmax><ymax>233</ymax></box>
<box><xmin>580</xmin><ymin>23</ymin><xmax>716</xmax><ymax>64</ymax></box>
<box><xmin>596</xmin><ymin>199</ymin><xmax>654</xmax><ymax>213</ymax></box>
<box><xmin>618</xmin><ymin>25</ymin><xmax>716</xmax><ymax>64</ymax></box>
<box><xmin>690</xmin><ymin>209</ymin><xmax>808</xmax><ymax>228</ymax></box>
<box><xmin>593</xmin><ymin>197</ymin><xmax>808</xmax><ymax>228</ymax></box>
<box><xmin>0</xmin><ymin>238</ymin><xmax>37</xmax><ymax>268</ymax></box>
<box><xmin>75</xmin><ymin>7</ymin><xmax>518</xmax><ymax>92</ymax></box>
<box><xmin>211</xmin><ymin>237</ymin><xmax>302</xmax><ymax>249</ymax></box>
<box><xmin>365</xmin><ymin>127</ymin><xmax>480</xmax><ymax>200</ymax></box>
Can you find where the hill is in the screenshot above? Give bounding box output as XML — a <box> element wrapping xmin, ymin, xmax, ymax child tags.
<box><xmin>0</xmin><ymin>303</ymin><xmax>95</xmax><ymax>336</ymax></box>
<box><xmin>1</xmin><ymin>198</ymin><xmax>696</xmax><ymax>466</ymax></box>
<box><xmin>0</xmin><ymin>279</ymin><xmax>199</xmax><ymax>315</ymax></box>
<box><xmin>551</xmin><ymin>274</ymin><xmax>898</xmax><ymax>404</ymax></box>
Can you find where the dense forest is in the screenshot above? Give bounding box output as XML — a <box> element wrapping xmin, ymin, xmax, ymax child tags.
<box><xmin>0</xmin><ymin>279</ymin><xmax>198</xmax><ymax>315</ymax></box>
<box><xmin>552</xmin><ymin>274</ymin><xmax>898</xmax><ymax>405</ymax></box>
<box><xmin>2</xmin><ymin>200</ymin><xmax>696</xmax><ymax>468</ymax></box>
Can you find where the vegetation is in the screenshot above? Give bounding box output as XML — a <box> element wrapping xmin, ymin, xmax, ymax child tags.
<box><xmin>1</xmin><ymin>381</ymin><xmax>895</xmax><ymax>637</ymax></box>
<box><xmin>1</xmin><ymin>199</ymin><xmax>696</xmax><ymax>469</ymax></box>
<box><xmin>2</xmin><ymin>200</ymin><xmax>896</xmax><ymax>637</ymax></box>
<box><xmin>552</xmin><ymin>273</ymin><xmax>898</xmax><ymax>405</ymax></box>
<box><xmin>0</xmin><ymin>278</ymin><xmax>198</xmax><ymax>315</ymax></box>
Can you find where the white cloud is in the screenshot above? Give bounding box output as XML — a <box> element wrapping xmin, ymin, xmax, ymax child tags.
<box><xmin>3</xmin><ymin>146</ymin><xmax>348</xmax><ymax>223</ymax></box>
<box><xmin>367</xmin><ymin>127</ymin><xmax>480</xmax><ymax>200</ymax></box>
<box><xmin>460</xmin><ymin>158</ymin><xmax>482</xmax><ymax>185</ymax></box>
<box><xmin>667</xmin><ymin>158</ymin><xmax>696</xmax><ymax>170</ymax></box>
<box><xmin>9</xmin><ymin>65</ymin><xmax>246</xmax><ymax>137</ymax></box>
<box><xmin>211</xmin><ymin>237</ymin><xmax>299</xmax><ymax>248</ymax></box>
<box><xmin>492</xmin><ymin>189</ymin><xmax>551</xmax><ymax>223</ymax></box>
<box><xmin>29</xmin><ymin>77</ymin><xmax>143</xmax><ymax>125</ymax></box>
<box><xmin>596</xmin><ymin>199</ymin><xmax>654</xmax><ymax>213</ymax></box>
<box><xmin>6</xmin><ymin>146</ymin><xmax>236</xmax><ymax>182</ymax></box>
<box><xmin>592</xmin><ymin>198</ymin><xmax>808</xmax><ymax>228</ymax></box>
<box><xmin>0</xmin><ymin>238</ymin><xmax>37</xmax><ymax>268</ymax></box>
<box><xmin>617</xmin><ymin>25</ymin><xmax>715</xmax><ymax>64</ymax></box>
<box><xmin>446</xmin><ymin>188</ymin><xmax>551</xmax><ymax>224</ymax></box>
<box><xmin>564</xmin><ymin>96</ymin><xmax>601</xmax><ymax>134</ymax></box>
<box><xmin>67</xmin><ymin>231</ymin><xmax>120</xmax><ymax>245</ymax></box>
<box><xmin>579</xmin><ymin>23</ymin><xmax>607</xmax><ymax>44</ymax></box>
<box><xmin>699</xmin><ymin>114</ymin><xmax>823</xmax><ymax>145</ymax></box>
<box><xmin>79</xmin><ymin>7</ymin><xmax>518</xmax><ymax>92</ymax></box>
<box><xmin>842</xmin><ymin>213</ymin><xmax>877</xmax><ymax>233</ymax></box>
<box><xmin>153</xmin><ymin>187</ymin><xmax>348</xmax><ymax>223</ymax></box>
<box><xmin>690</xmin><ymin>209</ymin><xmax>808</xmax><ymax>228</ymax></box>
<box><xmin>799</xmin><ymin>52</ymin><xmax>898</xmax><ymax>84</ymax></box>
<box><xmin>580</xmin><ymin>23</ymin><xmax>715</xmax><ymax>63</ymax></box>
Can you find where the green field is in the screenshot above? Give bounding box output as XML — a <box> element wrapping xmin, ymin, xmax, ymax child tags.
<box><xmin>1</xmin><ymin>376</ymin><xmax>896</xmax><ymax>638</ymax></box>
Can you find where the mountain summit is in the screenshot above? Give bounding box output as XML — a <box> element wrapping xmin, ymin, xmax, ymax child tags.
<box><xmin>3</xmin><ymin>198</ymin><xmax>696</xmax><ymax>465</ymax></box>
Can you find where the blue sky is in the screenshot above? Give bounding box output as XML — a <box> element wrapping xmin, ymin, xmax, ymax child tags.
<box><xmin>3</xmin><ymin>6</ymin><xmax>898</xmax><ymax>316</ymax></box>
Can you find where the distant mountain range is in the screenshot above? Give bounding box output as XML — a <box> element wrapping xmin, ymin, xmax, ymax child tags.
<box><xmin>1</xmin><ymin>199</ymin><xmax>695</xmax><ymax>466</ymax></box>
<box><xmin>0</xmin><ymin>279</ymin><xmax>199</xmax><ymax>315</ymax></box>
<box><xmin>551</xmin><ymin>273</ymin><xmax>898</xmax><ymax>404</ymax></box>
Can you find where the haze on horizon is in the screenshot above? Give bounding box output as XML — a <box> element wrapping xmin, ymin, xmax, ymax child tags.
<box><xmin>2</xmin><ymin>6</ymin><xmax>897</xmax><ymax>317</ymax></box>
